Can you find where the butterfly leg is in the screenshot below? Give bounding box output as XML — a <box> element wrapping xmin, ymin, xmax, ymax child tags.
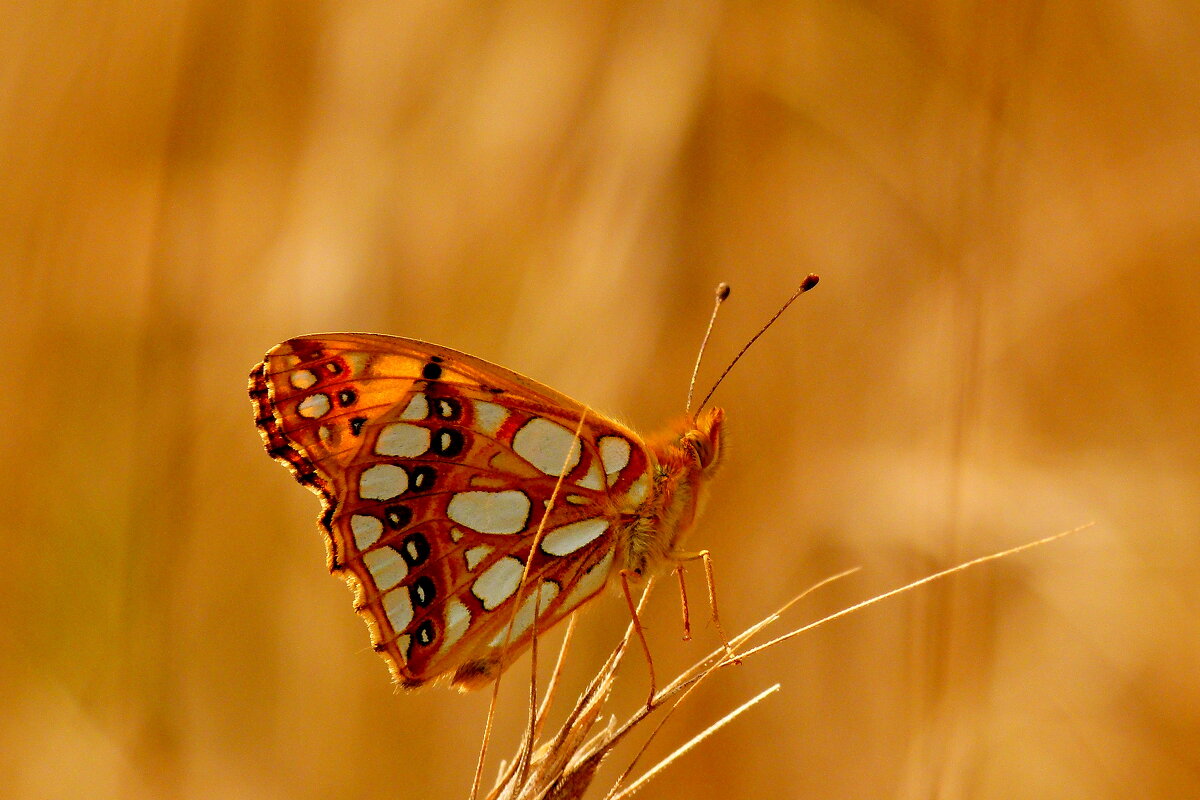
<box><xmin>673</xmin><ymin>550</ymin><xmax>741</xmax><ymax>664</ymax></box>
<box><xmin>619</xmin><ymin>569</ymin><xmax>657</xmax><ymax>708</ymax></box>
<box><xmin>673</xmin><ymin>563</ymin><xmax>693</xmax><ymax>641</ymax></box>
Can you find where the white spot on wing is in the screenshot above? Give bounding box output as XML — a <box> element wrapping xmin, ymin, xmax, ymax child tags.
<box><xmin>289</xmin><ymin>369</ymin><xmax>318</xmax><ymax>389</ymax></box>
<box><xmin>489</xmin><ymin>581</ymin><xmax>560</xmax><ymax>646</ymax></box>
<box><xmin>403</xmin><ymin>538</ymin><xmax>422</xmax><ymax>563</ymax></box>
<box><xmin>297</xmin><ymin>393</ymin><xmax>331</xmax><ymax>418</ymax></box>
<box><xmin>447</xmin><ymin>490</ymin><xmax>530</xmax><ymax>534</ymax></box>
<box><xmin>363</xmin><ymin>547</ymin><xmax>408</xmax><ymax>591</ymax></box>
<box><xmin>471</xmin><ymin>400</ymin><xmax>507</xmax><ymax>436</ymax></box>
<box><xmin>564</xmin><ymin>549</ymin><xmax>615</xmax><ymax>608</ymax></box>
<box><xmin>512</xmin><ymin>417</ymin><xmax>581</xmax><ymax>476</ymax></box>
<box><xmin>343</xmin><ymin>352</ymin><xmax>370</xmax><ymax>376</ymax></box>
<box><xmin>351</xmin><ymin>514</ymin><xmax>383</xmax><ymax>550</ymax></box>
<box><xmin>383</xmin><ymin>587</ymin><xmax>413</xmax><ymax>632</ymax></box>
<box><xmin>471</xmin><ymin>556</ymin><xmax>524</xmax><ymax>610</ymax></box>
<box><xmin>465</xmin><ymin>545</ymin><xmax>493</xmax><ymax>571</ymax></box>
<box><xmin>540</xmin><ymin>517</ymin><xmax>609</xmax><ymax>556</ymax></box>
<box><xmin>576</xmin><ymin>460</ymin><xmax>604</xmax><ymax>490</ymax></box>
<box><xmin>449</xmin><ymin>527</ymin><xmax>464</xmax><ymax>542</ymax></box>
<box><xmin>442</xmin><ymin>599</ymin><xmax>471</xmax><ymax>652</ymax></box>
<box><xmin>375</xmin><ymin>422</ymin><xmax>431</xmax><ymax>457</ymax></box>
<box><xmin>396</xmin><ymin>634</ymin><xmax>411</xmax><ymax>658</ymax></box>
<box><xmin>359</xmin><ymin>464</ymin><xmax>408</xmax><ymax>500</ymax></box>
<box><xmin>401</xmin><ymin>393</ymin><xmax>428</xmax><ymax>420</ymax></box>
<box><xmin>598</xmin><ymin>436</ymin><xmax>631</xmax><ymax>484</ymax></box>
<box><xmin>619</xmin><ymin>473</ymin><xmax>651</xmax><ymax>511</ymax></box>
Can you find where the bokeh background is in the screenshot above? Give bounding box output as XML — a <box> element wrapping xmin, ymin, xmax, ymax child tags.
<box><xmin>4</xmin><ymin>3</ymin><xmax>1199</xmax><ymax>798</ymax></box>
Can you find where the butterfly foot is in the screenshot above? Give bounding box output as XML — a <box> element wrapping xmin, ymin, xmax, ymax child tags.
<box><xmin>720</xmin><ymin>644</ymin><xmax>743</xmax><ymax>667</ymax></box>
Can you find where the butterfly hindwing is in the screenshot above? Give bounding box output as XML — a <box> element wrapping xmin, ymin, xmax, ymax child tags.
<box><xmin>251</xmin><ymin>333</ymin><xmax>655</xmax><ymax>688</ymax></box>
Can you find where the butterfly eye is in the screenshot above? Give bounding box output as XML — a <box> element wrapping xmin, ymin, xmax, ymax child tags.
<box><xmin>682</xmin><ymin>432</ymin><xmax>713</xmax><ymax>468</ymax></box>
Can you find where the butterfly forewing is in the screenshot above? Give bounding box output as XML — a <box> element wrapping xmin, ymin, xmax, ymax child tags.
<box><xmin>251</xmin><ymin>333</ymin><xmax>654</xmax><ymax>688</ymax></box>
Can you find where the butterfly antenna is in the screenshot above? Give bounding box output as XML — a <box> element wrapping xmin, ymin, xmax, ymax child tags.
<box><xmin>695</xmin><ymin>274</ymin><xmax>819</xmax><ymax>414</ymax></box>
<box><xmin>686</xmin><ymin>282</ymin><xmax>732</xmax><ymax>414</ymax></box>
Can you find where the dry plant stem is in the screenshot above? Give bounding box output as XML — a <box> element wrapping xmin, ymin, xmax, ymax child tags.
<box><xmin>488</xmin><ymin>615</ymin><xmax>579</xmax><ymax>795</ymax></box>
<box><xmin>537</xmin><ymin>614</ymin><xmax>577</xmax><ymax>735</ymax></box>
<box><xmin>485</xmin><ymin>583</ymin><xmax>656</xmax><ymax>800</ymax></box>
<box><xmin>470</xmin><ymin>410</ymin><xmax>592</xmax><ymax>800</ymax></box>
<box><xmin>598</xmin><ymin>528</ymin><xmax>1085</xmax><ymax>797</ymax></box>
<box><xmin>487</xmin><ymin>525</ymin><xmax>1085</xmax><ymax>800</ymax></box>
<box><xmin>596</xmin><ymin>569</ymin><xmax>863</xmax><ymax>795</ymax></box>
<box><xmin>514</xmin><ymin>579</ymin><xmax>544</xmax><ymax>789</ymax></box>
<box><xmin>608</xmin><ymin>684</ymin><xmax>782</xmax><ymax>800</ymax></box>
<box><xmin>620</xmin><ymin>525</ymin><xmax>1087</xmax><ymax>745</ymax></box>
<box><xmin>602</xmin><ymin>643</ymin><xmax>738</xmax><ymax>800</ymax></box>
<box><xmin>730</xmin><ymin>524</ymin><xmax>1092</xmax><ymax>665</ymax></box>
<box><xmin>490</xmin><ymin>570</ymin><xmax>860</xmax><ymax>800</ymax></box>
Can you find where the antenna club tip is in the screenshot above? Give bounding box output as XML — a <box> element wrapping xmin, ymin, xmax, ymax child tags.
<box><xmin>715</xmin><ymin>282</ymin><xmax>731</xmax><ymax>301</ymax></box>
<box><xmin>801</xmin><ymin>274</ymin><xmax>819</xmax><ymax>291</ymax></box>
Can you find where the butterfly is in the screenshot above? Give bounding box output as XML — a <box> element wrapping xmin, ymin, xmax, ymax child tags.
<box><xmin>250</xmin><ymin>333</ymin><xmax>725</xmax><ymax>690</ymax></box>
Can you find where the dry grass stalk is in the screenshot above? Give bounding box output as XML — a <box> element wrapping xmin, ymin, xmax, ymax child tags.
<box><xmin>483</xmin><ymin>570</ymin><xmax>853</xmax><ymax>800</ymax></box>
<box><xmin>482</xmin><ymin>523</ymin><xmax>1088</xmax><ymax>800</ymax></box>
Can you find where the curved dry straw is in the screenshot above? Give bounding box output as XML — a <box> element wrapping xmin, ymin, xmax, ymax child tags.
<box><xmin>480</xmin><ymin>523</ymin><xmax>1089</xmax><ymax>800</ymax></box>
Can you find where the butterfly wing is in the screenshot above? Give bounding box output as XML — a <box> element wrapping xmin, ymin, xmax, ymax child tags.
<box><xmin>250</xmin><ymin>333</ymin><xmax>654</xmax><ymax>689</ymax></box>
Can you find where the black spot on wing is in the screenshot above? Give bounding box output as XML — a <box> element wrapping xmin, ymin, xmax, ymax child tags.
<box><xmin>410</xmin><ymin>466</ymin><xmax>436</xmax><ymax>492</ymax></box>
<box><xmin>385</xmin><ymin>505</ymin><xmax>412</xmax><ymax>530</ymax></box>
<box><xmin>410</xmin><ymin>576</ymin><xmax>436</xmax><ymax>607</ymax></box>
<box><xmin>399</xmin><ymin>532</ymin><xmax>430</xmax><ymax>566</ymax></box>
<box><xmin>432</xmin><ymin>428</ymin><xmax>465</xmax><ymax>457</ymax></box>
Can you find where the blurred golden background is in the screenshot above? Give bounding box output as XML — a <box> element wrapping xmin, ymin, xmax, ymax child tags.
<box><xmin>3</xmin><ymin>3</ymin><xmax>1198</xmax><ymax>798</ymax></box>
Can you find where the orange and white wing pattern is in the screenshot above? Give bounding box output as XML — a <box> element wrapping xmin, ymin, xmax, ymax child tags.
<box><xmin>250</xmin><ymin>334</ymin><xmax>655</xmax><ymax>689</ymax></box>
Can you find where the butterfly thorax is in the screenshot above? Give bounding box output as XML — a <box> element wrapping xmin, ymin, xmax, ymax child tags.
<box><xmin>616</xmin><ymin>407</ymin><xmax>725</xmax><ymax>578</ymax></box>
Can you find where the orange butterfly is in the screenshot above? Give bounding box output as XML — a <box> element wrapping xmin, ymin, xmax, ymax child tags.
<box><xmin>250</xmin><ymin>278</ymin><xmax>816</xmax><ymax>691</ymax></box>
